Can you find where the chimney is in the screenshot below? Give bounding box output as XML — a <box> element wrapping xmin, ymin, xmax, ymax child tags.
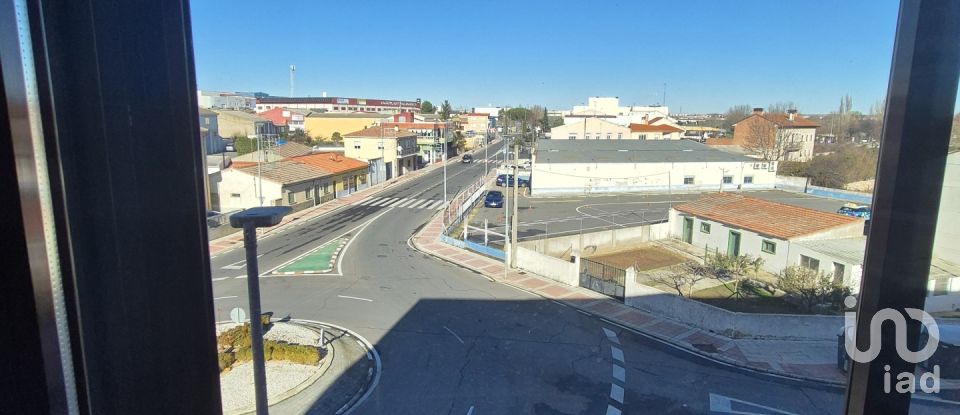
<box><xmin>787</xmin><ymin>109</ymin><xmax>797</xmax><ymax>121</ymax></box>
<box><xmin>752</xmin><ymin>108</ymin><xmax>764</xmax><ymax>115</ymax></box>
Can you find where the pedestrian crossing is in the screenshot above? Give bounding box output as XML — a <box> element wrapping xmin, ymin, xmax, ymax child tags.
<box><xmin>355</xmin><ymin>196</ymin><xmax>446</xmax><ymax>210</ymax></box>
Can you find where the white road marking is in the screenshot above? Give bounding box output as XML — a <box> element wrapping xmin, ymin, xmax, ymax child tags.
<box><xmin>337</xmin><ymin>295</ymin><xmax>373</xmax><ymax>302</ymax></box>
<box><xmin>434</xmin><ymin>201</ymin><xmax>447</xmax><ymax>210</ymax></box>
<box><xmin>610</xmin><ymin>384</ymin><xmax>624</xmax><ymax>404</ymax></box>
<box><xmin>212</xmin><ymin>277</ymin><xmax>229</xmax><ymax>282</ymax></box>
<box><xmin>443</xmin><ymin>326</ymin><xmax>465</xmax><ymax>344</ymax></box>
<box><xmin>602</xmin><ymin>327</ymin><xmax>617</xmax><ymax>338</ymax></box>
<box><xmin>466</xmin><ymin>406</ymin><xmax>474</xmax><ymax>415</ymax></box>
<box><xmin>612</xmin><ymin>365</ymin><xmax>625</xmax><ymax>382</ymax></box>
<box><xmin>395</xmin><ymin>198</ymin><xmax>417</xmax><ymax>208</ymax></box>
<box><xmin>611</xmin><ymin>346</ymin><xmax>624</xmax><ymax>362</ymax></box>
<box><xmin>373</xmin><ymin>197</ymin><xmax>399</xmax><ymax>207</ymax></box>
<box><xmin>606</xmin><ymin>405</ymin><xmax>621</xmax><ymax>415</ymax></box>
<box><xmin>213</xmin><ymin>296</ymin><xmax>238</xmax><ymax>301</ymax></box>
<box><xmin>234</xmin><ymin>275</ymin><xmax>247</xmax><ymax>279</ymax></box>
<box><xmin>386</xmin><ymin>198</ymin><xmax>407</xmax><ymax>207</ymax></box>
<box><xmin>426</xmin><ymin>200</ymin><xmax>443</xmax><ymax>209</ymax></box>
<box><xmin>358</xmin><ymin>196</ymin><xmax>383</xmax><ymax>206</ymax></box>
<box><xmin>708</xmin><ymin>393</ymin><xmax>798</xmax><ymax>414</ymax></box>
<box><xmin>407</xmin><ymin>199</ymin><xmax>429</xmax><ymax>208</ymax></box>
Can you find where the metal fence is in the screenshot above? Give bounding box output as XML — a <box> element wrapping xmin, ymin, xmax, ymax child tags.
<box><xmin>443</xmin><ymin>170</ymin><xmax>496</xmax><ymax>228</ymax></box>
<box><xmin>579</xmin><ymin>258</ymin><xmax>626</xmax><ymax>300</ymax></box>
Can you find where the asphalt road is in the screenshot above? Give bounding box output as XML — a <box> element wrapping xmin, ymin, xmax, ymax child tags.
<box><xmin>208</xmin><ymin>143</ymin><xmax>953</xmax><ymax>414</ymax></box>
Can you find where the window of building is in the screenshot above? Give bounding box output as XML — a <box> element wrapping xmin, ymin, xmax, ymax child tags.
<box><xmin>287</xmin><ymin>192</ymin><xmax>295</xmax><ymax>205</ymax></box>
<box><xmin>761</xmin><ymin>240</ymin><xmax>776</xmax><ymax>254</ymax></box>
<box><xmin>305</xmin><ymin>189</ymin><xmax>312</xmax><ymax>199</ymax></box>
<box><xmin>606</xmin><ymin>133</ymin><xmax>612</xmax><ymax>140</ymax></box>
<box><xmin>683</xmin><ymin>176</ymin><xmax>694</xmax><ymax>185</ymax></box>
<box><xmin>353</xmin><ymin>140</ymin><xmax>361</xmax><ymax>150</ymax></box>
<box><xmin>723</xmin><ymin>175</ymin><xmax>733</xmax><ymax>184</ymax></box>
<box><xmin>700</xmin><ymin>222</ymin><xmax>711</xmax><ymax>233</ymax></box>
<box><xmin>639</xmin><ymin>134</ymin><xmax>647</xmax><ymax>140</ymax></box>
<box><xmin>744</xmin><ymin>176</ymin><xmax>753</xmax><ymax>184</ymax></box>
<box><xmin>231</xmin><ymin>193</ymin><xmax>240</xmax><ymax>198</ymax></box>
<box><xmin>800</xmin><ymin>255</ymin><xmax>820</xmax><ymax>271</ymax></box>
<box><xmin>378</xmin><ymin>141</ymin><xmax>384</xmax><ymax>150</ymax></box>
<box><xmin>617</xmin><ymin>133</ymin><xmax>622</xmax><ymax>140</ymax></box>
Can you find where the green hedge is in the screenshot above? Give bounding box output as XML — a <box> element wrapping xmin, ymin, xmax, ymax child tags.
<box><xmin>217</xmin><ymin>321</ymin><xmax>321</xmax><ymax>372</ymax></box>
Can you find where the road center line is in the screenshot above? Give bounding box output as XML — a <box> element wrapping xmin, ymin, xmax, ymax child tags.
<box><xmin>337</xmin><ymin>295</ymin><xmax>373</xmax><ymax>302</ymax></box>
<box><xmin>443</xmin><ymin>326</ymin><xmax>465</xmax><ymax>344</ymax></box>
<box><xmin>213</xmin><ymin>296</ymin><xmax>237</xmax><ymax>300</ymax></box>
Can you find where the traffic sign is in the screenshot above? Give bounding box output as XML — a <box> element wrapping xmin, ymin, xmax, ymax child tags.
<box><xmin>230</xmin><ymin>307</ymin><xmax>247</xmax><ymax>324</ymax></box>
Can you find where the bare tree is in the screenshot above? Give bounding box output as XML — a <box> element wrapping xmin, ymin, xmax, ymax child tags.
<box><xmin>766</xmin><ymin>101</ymin><xmax>796</xmax><ymax>114</ymax></box>
<box><xmin>722</xmin><ymin>104</ymin><xmax>752</xmax><ymax>132</ymax></box>
<box><xmin>776</xmin><ymin>266</ymin><xmax>845</xmax><ymax>313</ymax></box>
<box><xmin>742</xmin><ymin>117</ymin><xmax>789</xmax><ymax>161</ymax></box>
<box><xmin>651</xmin><ymin>263</ymin><xmax>713</xmax><ymax>297</ymax></box>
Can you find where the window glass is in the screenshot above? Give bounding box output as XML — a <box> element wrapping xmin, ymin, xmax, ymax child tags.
<box><xmin>700</xmin><ymin>222</ymin><xmax>710</xmax><ymax>233</ymax></box>
<box><xmin>761</xmin><ymin>240</ymin><xmax>776</xmax><ymax>254</ymax></box>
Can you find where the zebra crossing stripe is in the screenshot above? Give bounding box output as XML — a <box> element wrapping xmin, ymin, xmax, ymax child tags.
<box><xmin>406</xmin><ymin>199</ymin><xmax>426</xmax><ymax>208</ymax></box>
<box><xmin>358</xmin><ymin>196</ymin><xmax>383</xmax><ymax>206</ymax></box>
<box><xmin>372</xmin><ymin>197</ymin><xmax>398</xmax><ymax>207</ymax></box>
<box><xmin>434</xmin><ymin>200</ymin><xmax>447</xmax><ymax>210</ymax></box>
<box><xmin>427</xmin><ymin>200</ymin><xmax>444</xmax><ymax>209</ymax></box>
<box><xmin>395</xmin><ymin>198</ymin><xmax>417</xmax><ymax>208</ymax></box>
<box><xmin>386</xmin><ymin>198</ymin><xmax>407</xmax><ymax>207</ymax></box>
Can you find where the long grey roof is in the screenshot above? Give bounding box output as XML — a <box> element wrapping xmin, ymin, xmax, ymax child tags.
<box><xmin>536</xmin><ymin>139</ymin><xmax>756</xmax><ymax>163</ymax></box>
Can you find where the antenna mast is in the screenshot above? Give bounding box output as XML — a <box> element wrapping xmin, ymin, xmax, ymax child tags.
<box><xmin>289</xmin><ymin>64</ymin><xmax>296</xmax><ymax>97</ymax></box>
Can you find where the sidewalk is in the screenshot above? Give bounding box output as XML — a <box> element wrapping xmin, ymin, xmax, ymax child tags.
<box><xmin>411</xmin><ymin>208</ymin><xmax>847</xmax><ymax>386</ymax></box>
<box><xmin>208</xmin><ymin>141</ymin><xmax>498</xmax><ymax>257</ymax></box>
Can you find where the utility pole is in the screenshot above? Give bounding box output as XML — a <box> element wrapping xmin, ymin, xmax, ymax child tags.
<box><xmin>443</xmin><ymin>121</ymin><xmax>448</xmax><ymax>205</ymax></box>
<box><xmin>510</xmin><ymin>143</ymin><xmax>519</xmax><ymax>268</ymax></box>
<box><xmin>503</xmin><ymin>140</ymin><xmax>510</xmax><ymax>279</ymax></box>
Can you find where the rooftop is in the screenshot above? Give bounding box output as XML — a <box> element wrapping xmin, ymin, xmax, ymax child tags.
<box><xmin>198</xmin><ymin>108</ymin><xmax>218</xmax><ymax>116</ymax></box>
<box><xmin>535</xmin><ymin>139</ymin><xmax>756</xmax><ymax>164</ymax></box>
<box><xmin>344</xmin><ymin>126</ymin><xmax>417</xmax><ymax>139</ymax></box>
<box><xmin>795</xmin><ymin>237</ymin><xmax>867</xmax><ymax>265</ymax></box>
<box><xmin>290</xmin><ymin>152</ymin><xmax>368</xmax><ymax>174</ymax></box>
<box><xmin>306</xmin><ymin>112</ymin><xmax>392</xmax><ymax>119</ymax></box>
<box><xmin>213</xmin><ymin>110</ymin><xmax>268</xmax><ymax>122</ymax></box>
<box><xmin>735</xmin><ymin>113</ymin><xmax>820</xmax><ymax>128</ymax></box>
<box><xmin>234</xmin><ymin>159</ymin><xmax>329</xmax><ymax>185</ymax></box>
<box><xmin>628</xmin><ymin>123</ymin><xmax>684</xmax><ymax>133</ymax></box>
<box><xmin>673</xmin><ymin>193</ymin><xmax>861</xmax><ymax>240</ymax></box>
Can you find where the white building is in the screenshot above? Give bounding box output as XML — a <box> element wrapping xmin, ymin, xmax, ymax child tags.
<box><xmin>669</xmin><ymin>193</ymin><xmax>866</xmax><ymax>289</ymax></box>
<box><xmin>531</xmin><ymin>140</ymin><xmax>777</xmax><ymax>196</ymax></box>
<box><xmin>197</xmin><ymin>90</ymin><xmax>256</xmax><ymax>110</ymax></box>
<box><xmin>255</xmin><ymin>96</ymin><xmax>420</xmax><ymax>114</ymax></box>
<box><xmin>565</xmin><ymin>96</ymin><xmax>672</xmax><ymax>127</ymax></box>
<box><xmin>549</xmin><ymin>118</ymin><xmax>630</xmax><ymax>140</ymax></box>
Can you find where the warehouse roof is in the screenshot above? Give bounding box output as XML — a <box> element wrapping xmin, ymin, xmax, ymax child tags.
<box><xmin>536</xmin><ymin>139</ymin><xmax>755</xmax><ymax>163</ymax></box>
<box><xmin>674</xmin><ymin>193</ymin><xmax>861</xmax><ymax>240</ymax></box>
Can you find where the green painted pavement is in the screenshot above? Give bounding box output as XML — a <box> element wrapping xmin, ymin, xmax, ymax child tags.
<box><xmin>276</xmin><ymin>237</ymin><xmax>348</xmax><ymax>274</ymax></box>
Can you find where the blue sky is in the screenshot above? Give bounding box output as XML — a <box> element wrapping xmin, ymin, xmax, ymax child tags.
<box><xmin>190</xmin><ymin>0</ymin><xmax>900</xmax><ymax>114</ymax></box>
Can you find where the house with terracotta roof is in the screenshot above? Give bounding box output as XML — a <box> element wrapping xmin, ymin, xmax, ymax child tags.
<box><xmin>216</xmin><ymin>151</ymin><xmax>370</xmax><ymax>212</ymax></box>
<box><xmin>706</xmin><ymin>108</ymin><xmax>819</xmax><ymax>161</ymax></box>
<box><xmin>670</xmin><ymin>193</ymin><xmax>865</xmax><ymax>288</ymax></box>
<box><xmin>629</xmin><ymin>123</ymin><xmax>684</xmax><ymax>140</ymax></box>
<box><xmin>258</xmin><ymin>108</ymin><xmax>307</xmax><ymax>132</ymax></box>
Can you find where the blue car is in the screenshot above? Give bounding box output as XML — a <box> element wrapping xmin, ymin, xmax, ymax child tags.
<box><xmin>484</xmin><ymin>191</ymin><xmax>504</xmax><ymax>208</ymax></box>
<box><xmin>496</xmin><ymin>174</ymin><xmax>515</xmax><ymax>187</ymax></box>
<box><xmin>837</xmin><ymin>204</ymin><xmax>871</xmax><ymax>220</ymax></box>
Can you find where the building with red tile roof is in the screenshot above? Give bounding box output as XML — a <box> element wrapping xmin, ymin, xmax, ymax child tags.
<box><xmin>669</xmin><ymin>192</ymin><xmax>865</xmax><ymax>280</ymax></box>
<box><xmin>628</xmin><ymin>123</ymin><xmax>684</xmax><ymax>140</ymax></box>
<box><xmin>705</xmin><ymin>108</ymin><xmax>818</xmax><ymax>161</ymax></box>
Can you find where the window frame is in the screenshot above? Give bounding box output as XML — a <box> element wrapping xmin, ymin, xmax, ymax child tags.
<box><xmin>761</xmin><ymin>239</ymin><xmax>776</xmax><ymax>254</ymax></box>
<box><xmin>699</xmin><ymin>222</ymin><xmax>710</xmax><ymax>234</ymax></box>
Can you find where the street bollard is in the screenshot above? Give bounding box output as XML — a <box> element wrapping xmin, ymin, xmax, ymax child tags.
<box><xmin>230</xmin><ymin>207</ymin><xmax>292</xmax><ymax>415</ymax></box>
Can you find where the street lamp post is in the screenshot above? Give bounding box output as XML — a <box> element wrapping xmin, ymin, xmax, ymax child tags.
<box><xmin>230</xmin><ymin>207</ymin><xmax>292</xmax><ymax>415</ymax></box>
<box><xmin>443</xmin><ymin>121</ymin><xmax>448</xmax><ymax>205</ymax></box>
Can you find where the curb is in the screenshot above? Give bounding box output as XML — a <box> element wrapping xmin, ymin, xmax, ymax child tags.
<box><xmin>220</xmin><ymin>321</ymin><xmax>335</xmax><ymax>415</ymax></box>
<box><xmin>407</xmin><ymin>209</ymin><xmax>849</xmax><ymax>388</ymax></box>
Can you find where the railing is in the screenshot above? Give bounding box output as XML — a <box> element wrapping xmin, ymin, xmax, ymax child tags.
<box><xmin>443</xmin><ymin>170</ymin><xmax>496</xmax><ymax>229</ymax></box>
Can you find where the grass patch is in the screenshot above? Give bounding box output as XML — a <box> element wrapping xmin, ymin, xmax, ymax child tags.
<box><xmin>691</xmin><ymin>281</ymin><xmax>805</xmax><ymax>314</ymax></box>
<box><xmin>588</xmin><ymin>245</ymin><xmax>688</xmax><ymax>271</ymax></box>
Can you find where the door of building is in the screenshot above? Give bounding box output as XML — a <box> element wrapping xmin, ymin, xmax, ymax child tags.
<box><xmin>727</xmin><ymin>231</ymin><xmax>741</xmax><ymax>256</ymax></box>
<box><xmin>682</xmin><ymin>217</ymin><xmax>693</xmax><ymax>244</ymax></box>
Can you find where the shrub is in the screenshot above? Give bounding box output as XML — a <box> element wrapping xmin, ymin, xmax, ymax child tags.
<box><xmin>218</xmin><ymin>352</ymin><xmax>236</xmax><ymax>372</ymax></box>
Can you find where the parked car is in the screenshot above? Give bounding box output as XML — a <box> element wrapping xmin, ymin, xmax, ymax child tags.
<box><xmin>837</xmin><ymin>203</ymin><xmax>871</xmax><ymax>220</ymax></box>
<box><xmin>517</xmin><ymin>175</ymin><xmax>531</xmax><ymax>188</ymax></box>
<box><xmin>462</xmin><ymin>154</ymin><xmax>474</xmax><ymax>163</ymax></box>
<box><xmin>496</xmin><ymin>174</ymin><xmax>515</xmax><ymax>187</ymax></box>
<box><xmin>484</xmin><ymin>191</ymin><xmax>504</xmax><ymax>208</ymax></box>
